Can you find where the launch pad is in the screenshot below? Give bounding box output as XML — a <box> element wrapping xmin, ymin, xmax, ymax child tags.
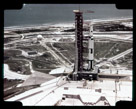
<box><xmin>4</xmin><ymin>8</ymin><xmax>132</xmax><ymax>106</ymax></box>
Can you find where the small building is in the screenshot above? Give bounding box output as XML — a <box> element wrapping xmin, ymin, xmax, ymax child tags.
<box><xmin>27</xmin><ymin>51</ymin><xmax>37</xmax><ymax>56</ymax></box>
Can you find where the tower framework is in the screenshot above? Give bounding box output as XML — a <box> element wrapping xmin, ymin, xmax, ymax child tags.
<box><xmin>74</xmin><ymin>10</ymin><xmax>84</xmax><ymax>73</ymax></box>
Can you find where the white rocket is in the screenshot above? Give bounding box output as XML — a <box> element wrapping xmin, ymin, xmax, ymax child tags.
<box><xmin>88</xmin><ymin>22</ymin><xmax>94</xmax><ymax>70</ymax></box>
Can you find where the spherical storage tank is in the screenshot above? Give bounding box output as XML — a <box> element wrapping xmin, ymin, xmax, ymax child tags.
<box><xmin>37</xmin><ymin>34</ymin><xmax>43</xmax><ymax>40</ymax></box>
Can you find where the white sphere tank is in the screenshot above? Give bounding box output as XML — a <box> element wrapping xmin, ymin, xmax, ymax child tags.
<box><xmin>37</xmin><ymin>34</ymin><xmax>43</xmax><ymax>40</ymax></box>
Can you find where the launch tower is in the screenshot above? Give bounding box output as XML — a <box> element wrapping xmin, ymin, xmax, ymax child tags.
<box><xmin>73</xmin><ymin>10</ymin><xmax>99</xmax><ymax>81</ymax></box>
<box><xmin>74</xmin><ymin>10</ymin><xmax>84</xmax><ymax>73</ymax></box>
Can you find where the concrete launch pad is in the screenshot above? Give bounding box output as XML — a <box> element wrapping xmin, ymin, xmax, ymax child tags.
<box><xmin>6</xmin><ymin>76</ymin><xmax>132</xmax><ymax>106</ymax></box>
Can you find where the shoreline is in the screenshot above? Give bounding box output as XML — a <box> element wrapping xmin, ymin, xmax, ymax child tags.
<box><xmin>4</xmin><ymin>17</ymin><xmax>132</xmax><ymax>30</ymax></box>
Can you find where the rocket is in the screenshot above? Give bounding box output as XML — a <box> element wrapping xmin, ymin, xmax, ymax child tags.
<box><xmin>88</xmin><ymin>22</ymin><xmax>94</xmax><ymax>70</ymax></box>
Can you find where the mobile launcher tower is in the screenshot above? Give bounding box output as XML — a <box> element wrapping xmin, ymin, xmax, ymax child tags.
<box><xmin>72</xmin><ymin>10</ymin><xmax>100</xmax><ymax>81</ymax></box>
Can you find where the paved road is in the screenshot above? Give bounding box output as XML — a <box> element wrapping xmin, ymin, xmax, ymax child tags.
<box><xmin>96</xmin><ymin>48</ymin><xmax>132</xmax><ymax>67</ymax></box>
<box><xmin>40</xmin><ymin>40</ymin><xmax>70</xmax><ymax>67</ymax></box>
<box><xmin>50</xmin><ymin>43</ymin><xmax>72</xmax><ymax>65</ymax></box>
<box><xmin>4</xmin><ymin>38</ymin><xmax>30</xmax><ymax>46</ymax></box>
<box><xmin>108</xmin><ymin>48</ymin><xmax>132</xmax><ymax>61</ymax></box>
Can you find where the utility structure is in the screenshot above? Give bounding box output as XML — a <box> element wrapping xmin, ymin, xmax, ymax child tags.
<box><xmin>73</xmin><ymin>10</ymin><xmax>99</xmax><ymax>81</ymax></box>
